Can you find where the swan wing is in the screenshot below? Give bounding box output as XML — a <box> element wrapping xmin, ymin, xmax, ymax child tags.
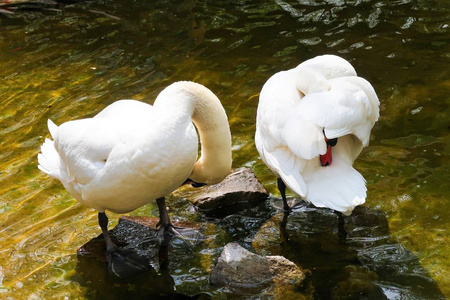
<box><xmin>296</xmin><ymin>54</ymin><xmax>357</xmax><ymax>79</ymax></box>
<box><xmin>94</xmin><ymin>99</ymin><xmax>153</xmax><ymax>119</ymax></box>
<box><xmin>54</xmin><ymin>118</ymin><xmax>128</xmax><ymax>185</ymax></box>
<box><xmin>38</xmin><ymin>118</ymin><xmax>119</xmax><ymax>202</ymax></box>
<box><xmin>257</xmin><ymin>69</ymin><xmax>326</xmax><ymax>160</ymax></box>
<box><xmin>52</xmin><ymin>101</ymin><xmax>156</xmax><ymax>188</ymax></box>
<box><xmin>299</xmin><ymin>76</ymin><xmax>379</xmax><ymax>146</ymax></box>
<box><xmin>255</xmin><ymin>131</ymin><xmax>307</xmax><ymax>197</ymax></box>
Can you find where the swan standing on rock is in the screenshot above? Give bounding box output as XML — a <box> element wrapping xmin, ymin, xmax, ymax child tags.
<box><xmin>38</xmin><ymin>81</ymin><xmax>232</xmax><ymax>276</ymax></box>
<box><xmin>255</xmin><ymin>55</ymin><xmax>379</xmax><ymax>216</ymax></box>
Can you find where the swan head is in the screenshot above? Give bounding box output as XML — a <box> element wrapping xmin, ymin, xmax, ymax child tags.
<box><xmin>320</xmin><ymin>132</ymin><xmax>338</xmax><ymax>167</ymax></box>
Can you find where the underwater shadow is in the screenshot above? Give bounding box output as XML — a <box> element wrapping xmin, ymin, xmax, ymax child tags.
<box><xmin>71</xmin><ymin>217</ymin><xmax>211</xmax><ymax>299</ymax></box>
<box><xmin>274</xmin><ymin>200</ymin><xmax>445</xmax><ymax>299</ymax></box>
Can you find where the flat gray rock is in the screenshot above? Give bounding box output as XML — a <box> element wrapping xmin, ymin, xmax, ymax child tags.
<box><xmin>183</xmin><ymin>168</ymin><xmax>269</xmax><ymax>215</ymax></box>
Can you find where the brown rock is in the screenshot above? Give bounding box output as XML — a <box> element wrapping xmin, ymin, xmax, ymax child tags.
<box><xmin>266</xmin><ymin>255</ymin><xmax>306</xmax><ymax>285</ymax></box>
<box><xmin>182</xmin><ymin>168</ymin><xmax>268</xmax><ymax>215</ymax></box>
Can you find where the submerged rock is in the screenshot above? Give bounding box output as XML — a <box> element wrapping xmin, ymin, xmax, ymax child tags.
<box><xmin>331</xmin><ymin>265</ymin><xmax>384</xmax><ymax>299</ymax></box>
<box><xmin>252</xmin><ymin>213</ymin><xmax>286</xmax><ymax>256</ymax></box>
<box><xmin>210</xmin><ymin>243</ymin><xmax>309</xmax><ymax>297</ymax></box>
<box><xmin>266</xmin><ymin>255</ymin><xmax>307</xmax><ymax>286</ymax></box>
<box><xmin>182</xmin><ymin>168</ymin><xmax>269</xmax><ymax>216</ymax></box>
<box><xmin>345</xmin><ymin>205</ymin><xmax>390</xmax><ymax>248</ymax></box>
<box><xmin>209</xmin><ymin>242</ymin><xmax>272</xmax><ymax>289</ymax></box>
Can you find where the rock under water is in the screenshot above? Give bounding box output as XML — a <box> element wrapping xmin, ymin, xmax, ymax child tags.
<box><xmin>210</xmin><ymin>242</ymin><xmax>310</xmax><ymax>297</ymax></box>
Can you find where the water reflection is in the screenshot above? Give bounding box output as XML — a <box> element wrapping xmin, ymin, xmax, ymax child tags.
<box><xmin>75</xmin><ymin>255</ymin><xmax>202</xmax><ymax>299</ymax></box>
<box><xmin>0</xmin><ymin>0</ymin><xmax>448</xmax><ymax>298</ymax></box>
<box><xmin>251</xmin><ymin>201</ymin><xmax>444</xmax><ymax>299</ymax></box>
<box><xmin>75</xmin><ymin>216</ymin><xmax>216</xmax><ymax>298</ymax></box>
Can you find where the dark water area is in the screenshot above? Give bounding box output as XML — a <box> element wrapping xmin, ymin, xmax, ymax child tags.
<box><xmin>0</xmin><ymin>0</ymin><xmax>448</xmax><ymax>298</ymax></box>
<box><xmin>70</xmin><ymin>201</ymin><xmax>445</xmax><ymax>299</ymax></box>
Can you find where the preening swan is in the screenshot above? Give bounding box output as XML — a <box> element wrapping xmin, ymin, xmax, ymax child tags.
<box><xmin>255</xmin><ymin>55</ymin><xmax>379</xmax><ymax>215</ymax></box>
<box><xmin>38</xmin><ymin>81</ymin><xmax>232</xmax><ymax>276</ymax></box>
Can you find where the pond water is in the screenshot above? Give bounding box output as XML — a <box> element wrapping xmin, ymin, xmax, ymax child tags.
<box><xmin>0</xmin><ymin>0</ymin><xmax>448</xmax><ymax>298</ymax></box>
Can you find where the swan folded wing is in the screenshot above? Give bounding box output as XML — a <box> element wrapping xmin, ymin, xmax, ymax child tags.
<box><xmin>296</xmin><ymin>55</ymin><xmax>357</xmax><ymax>79</ymax></box>
<box><xmin>94</xmin><ymin>99</ymin><xmax>153</xmax><ymax>120</ymax></box>
<box><xmin>299</xmin><ymin>76</ymin><xmax>378</xmax><ymax>146</ymax></box>
<box><xmin>255</xmin><ymin>127</ymin><xmax>307</xmax><ymax>197</ymax></box>
<box><xmin>53</xmin><ymin>118</ymin><xmax>125</xmax><ymax>186</ymax></box>
<box><xmin>281</xmin><ymin>112</ymin><xmax>327</xmax><ymax>160</ymax></box>
<box><xmin>262</xmin><ymin>145</ymin><xmax>308</xmax><ymax>198</ymax></box>
<box><xmin>82</xmin><ymin>118</ymin><xmax>198</xmax><ymax>213</ymax></box>
<box><xmin>303</xmin><ymin>162</ymin><xmax>367</xmax><ymax>215</ymax></box>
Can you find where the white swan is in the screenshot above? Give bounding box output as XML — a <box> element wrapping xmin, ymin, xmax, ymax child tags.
<box><xmin>38</xmin><ymin>81</ymin><xmax>232</xmax><ymax>275</ymax></box>
<box><xmin>255</xmin><ymin>55</ymin><xmax>379</xmax><ymax>215</ymax></box>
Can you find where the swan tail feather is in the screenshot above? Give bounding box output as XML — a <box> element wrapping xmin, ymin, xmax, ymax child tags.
<box><xmin>47</xmin><ymin>119</ymin><xmax>58</xmax><ymax>138</ymax></box>
<box><xmin>304</xmin><ymin>162</ymin><xmax>366</xmax><ymax>215</ymax></box>
<box><xmin>38</xmin><ymin>138</ymin><xmax>62</xmax><ymax>180</ymax></box>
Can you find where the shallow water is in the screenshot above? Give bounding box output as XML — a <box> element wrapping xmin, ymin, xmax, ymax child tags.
<box><xmin>0</xmin><ymin>0</ymin><xmax>448</xmax><ymax>298</ymax></box>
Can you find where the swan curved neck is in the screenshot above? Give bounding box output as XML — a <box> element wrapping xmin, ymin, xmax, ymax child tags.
<box><xmin>155</xmin><ymin>81</ymin><xmax>232</xmax><ymax>185</ymax></box>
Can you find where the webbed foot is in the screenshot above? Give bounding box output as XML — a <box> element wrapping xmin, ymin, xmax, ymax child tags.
<box><xmin>155</xmin><ymin>197</ymin><xmax>204</xmax><ymax>246</ymax></box>
<box><xmin>155</xmin><ymin>221</ymin><xmax>203</xmax><ymax>246</ymax></box>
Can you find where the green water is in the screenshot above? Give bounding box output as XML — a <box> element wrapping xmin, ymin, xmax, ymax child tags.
<box><xmin>0</xmin><ymin>0</ymin><xmax>448</xmax><ymax>298</ymax></box>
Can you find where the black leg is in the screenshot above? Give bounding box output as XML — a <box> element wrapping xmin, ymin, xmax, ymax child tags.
<box><xmin>158</xmin><ymin>243</ymin><xmax>170</xmax><ymax>271</ymax></box>
<box><xmin>98</xmin><ymin>212</ymin><xmax>150</xmax><ymax>278</ymax></box>
<box><xmin>156</xmin><ymin>197</ymin><xmax>171</xmax><ymax>228</ymax></box>
<box><xmin>155</xmin><ymin>197</ymin><xmax>173</xmax><ymax>244</ymax></box>
<box><xmin>277</xmin><ymin>178</ymin><xmax>291</xmax><ymax>213</ymax></box>
<box><xmin>279</xmin><ymin>211</ymin><xmax>289</xmax><ymax>244</ymax></box>
<box><xmin>336</xmin><ymin>211</ymin><xmax>347</xmax><ymax>243</ymax></box>
<box><xmin>98</xmin><ymin>212</ymin><xmax>116</xmax><ymax>253</ymax></box>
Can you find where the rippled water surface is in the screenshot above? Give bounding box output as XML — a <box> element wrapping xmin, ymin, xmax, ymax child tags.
<box><xmin>0</xmin><ymin>0</ymin><xmax>449</xmax><ymax>298</ymax></box>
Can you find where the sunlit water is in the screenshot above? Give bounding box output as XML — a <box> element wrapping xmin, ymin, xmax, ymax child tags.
<box><xmin>0</xmin><ymin>0</ymin><xmax>448</xmax><ymax>298</ymax></box>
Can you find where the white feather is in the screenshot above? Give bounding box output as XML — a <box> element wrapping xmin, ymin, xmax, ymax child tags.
<box><xmin>38</xmin><ymin>138</ymin><xmax>61</xmax><ymax>179</ymax></box>
<box><xmin>38</xmin><ymin>81</ymin><xmax>232</xmax><ymax>214</ymax></box>
<box><xmin>255</xmin><ymin>55</ymin><xmax>379</xmax><ymax>214</ymax></box>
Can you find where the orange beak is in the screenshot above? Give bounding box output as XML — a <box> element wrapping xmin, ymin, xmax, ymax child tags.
<box><xmin>320</xmin><ymin>136</ymin><xmax>332</xmax><ymax>167</ymax></box>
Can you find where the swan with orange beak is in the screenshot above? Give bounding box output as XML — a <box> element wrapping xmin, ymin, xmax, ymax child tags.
<box><xmin>255</xmin><ymin>55</ymin><xmax>379</xmax><ymax>216</ymax></box>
